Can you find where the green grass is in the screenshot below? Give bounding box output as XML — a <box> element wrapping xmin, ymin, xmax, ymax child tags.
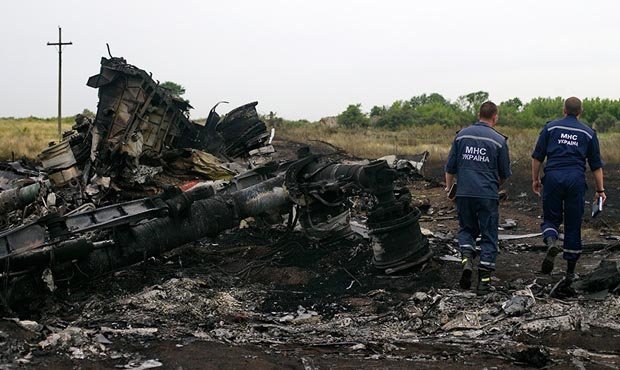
<box><xmin>2</xmin><ymin>118</ymin><xmax>619</xmax><ymax>167</ymax></box>
<box><xmin>0</xmin><ymin>117</ymin><xmax>73</xmax><ymax>160</ymax></box>
<box><xmin>277</xmin><ymin>123</ymin><xmax>620</xmax><ymax>168</ymax></box>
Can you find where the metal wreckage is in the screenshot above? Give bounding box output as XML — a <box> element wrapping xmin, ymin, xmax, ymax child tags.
<box><xmin>2</xmin><ymin>56</ymin><xmax>620</xmax><ymax>369</ymax></box>
<box><xmin>0</xmin><ymin>55</ymin><xmax>432</xmax><ymax>307</ymax></box>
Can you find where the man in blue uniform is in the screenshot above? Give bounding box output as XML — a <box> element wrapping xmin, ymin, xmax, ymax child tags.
<box><xmin>445</xmin><ymin>101</ymin><xmax>512</xmax><ymax>295</ymax></box>
<box><xmin>531</xmin><ymin>97</ymin><xmax>606</xmax><ymax>294</ymax></box>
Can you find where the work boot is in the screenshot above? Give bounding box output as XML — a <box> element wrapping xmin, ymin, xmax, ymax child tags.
<box><xmin>549</xmin><ymin>261</ymin><xmax>577</xmax><ymax>298</ymax></box>
<box><xmin>476</xmin><ymin>269</ymin><xmax>495</xmax><ymax>296</ymax></box>
<box><xmin>459</xmin><ymin>256</ymin><xmax>473</xmax><ymax>290</ymax></box>
<box><xmin>541</xmin><ymin>236</ymin><xmax>561</xmax><ymax>274</ymax></box>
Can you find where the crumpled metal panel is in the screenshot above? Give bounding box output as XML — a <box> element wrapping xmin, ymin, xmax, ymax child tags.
<box><xmin>87</xmin><ymin>57</ymin><xmax>196</xmax><ymax>160</ymax></box>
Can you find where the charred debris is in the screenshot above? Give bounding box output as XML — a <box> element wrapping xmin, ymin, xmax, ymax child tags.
<box><xmin>0</xmin><ymin>56</ymin><xmax>432</xmax><ymax>308</ymax></box>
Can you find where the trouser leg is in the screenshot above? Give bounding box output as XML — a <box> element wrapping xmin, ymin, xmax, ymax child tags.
<box><xmin>562</xmin><ymin>176</ymin><xmax>585</xmax><ymax>262</ymax></box>
<box><xmin>478</xmin><ymin>198</ymin><xmax>499</xmax><ymax>271</ymax></box>
<box><xmin>456</xmin><ymin>197</ymin><xmax>478</xmax><ymax>258</ymax></box>
<box><xmin>541</xmin><ymin>173</ymin><xmax>562</xmax><ymax>242</ymax></box>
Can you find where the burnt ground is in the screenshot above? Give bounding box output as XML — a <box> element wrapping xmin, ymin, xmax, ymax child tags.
<box><xmin>1</xmin><ymin>140</ymin><xmax>620</xmax><ymax>369</ymax></box>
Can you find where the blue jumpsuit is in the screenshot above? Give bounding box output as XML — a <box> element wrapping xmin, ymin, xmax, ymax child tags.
<box><xmin>445</xmin><ymin>122</ymin><xmax>512</xmax><ymax>271</ymax></box>
<box><xmin>531</xmin><ymin>115</ymin><xmax>604</xmax><ymax>262</ymax></box>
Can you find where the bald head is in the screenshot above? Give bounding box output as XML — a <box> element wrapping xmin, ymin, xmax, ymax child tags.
<box><xmin>564</xmin><ymin>97</ymin><xmax>582</xmax><ymax>116</ymax></box>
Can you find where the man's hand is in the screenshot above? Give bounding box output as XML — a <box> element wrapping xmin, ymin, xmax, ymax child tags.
<box><xmin>532</xmin><ymin>180</ymin><xmax>542</xmax><ymax>196</ymax></box>
<box><xmin>595</xmin><ymin>191</ymin><xmax>607</xmax><ymax>205</ymax></box>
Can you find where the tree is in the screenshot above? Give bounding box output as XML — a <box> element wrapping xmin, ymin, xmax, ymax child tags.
<box><xmin>81</xmin><ymin>108</ymin><xmax>95</xmax><ymax>119</ymax></box>
<box><xmin>370</xmin><ymin>105</ymin><xmax>387</xmax><ymax>117</ymax></box>
<box><xmin>593</xmin><ymin>112</ymin><xmax>617</xmax><ymax>133</ymax></box>
<box><xmin>160</xmin><ymin>81</ymin><xmax>186</xmax><ymax>97</ymax></box>
<box><xmin>337</xmin><ymin>104</ymin><xmax>369</xmax><ymax>127</ymax></box>
<box><xmin>500</xmin><ymin>97</ymin><xmax>523</xmax><ymax>111</ymax></box>
<box><xmin>457</xmin><ymin>91</ymin><xmax>490</xmax><ymax>114</ymax></box>
<box><xmin>375</xmin><ymin>100</ymin><xmax>416</xmax><ymax>128</ymax></box>
<box><xmin>521</xmin><ymin>97</ymin><xmax>563</xmax><ymax>126</ymax></box>
<box><xmin>498</xmin><ymin>98</ymin><xmax>523</xmax><ymax>126</ymax></box>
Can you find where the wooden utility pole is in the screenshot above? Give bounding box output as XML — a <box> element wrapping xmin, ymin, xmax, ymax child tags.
<box><xmin>47</xmin><ymin>26</ymin><xmax>72</xmax><ymax>140</ymax></box>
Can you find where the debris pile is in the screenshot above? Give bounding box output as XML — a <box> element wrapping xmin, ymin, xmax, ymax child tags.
<box><xmin>1</xmin><ymin>54</ymin><xmax>619</xmax><ymax>368</ymax></box>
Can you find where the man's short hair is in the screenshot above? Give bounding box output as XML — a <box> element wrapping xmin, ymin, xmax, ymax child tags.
<box><xmin>564</xmin><ymin>97</ymin><xmax>582</xmax><ymax>116</ymax></box>
<box><xmin>479</xmin><ymin>101</ymin><xmax>498</xmax><ymax>120</ymax></box>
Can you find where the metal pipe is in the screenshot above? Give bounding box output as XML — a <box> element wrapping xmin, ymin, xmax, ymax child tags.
<box><xmin>0</xmin><ymin>182</ymin><xmax>41</xmax><ymax>214</ymax></box>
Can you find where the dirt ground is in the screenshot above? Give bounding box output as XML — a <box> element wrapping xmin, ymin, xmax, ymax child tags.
<box><xmin>1</xmin><ymin>140</ymin><xmax>619</xmax><ymax>369</ymax></box>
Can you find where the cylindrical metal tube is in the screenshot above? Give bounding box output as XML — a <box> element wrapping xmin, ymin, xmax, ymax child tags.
<box><xmin>0</xmin><ymin>182</ymin><xmax>41</xmax><ymax>214</ymax></box>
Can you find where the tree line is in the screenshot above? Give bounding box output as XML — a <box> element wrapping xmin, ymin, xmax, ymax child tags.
<box><xmin>337</xmin><ymin>92</ymin><xmax>620</xmax><ymax>132</ymax></box>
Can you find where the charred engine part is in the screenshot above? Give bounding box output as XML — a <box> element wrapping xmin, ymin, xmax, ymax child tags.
<box><xmin>0</xmin><ymin>182</ymin><xmax>41</xmax><ymax>215</ymax></box>
<box><xmin>362</xmin><ymin>160</ymin><xmax>432</xmax><ymax>273</ymax></box>
<box><xmin>38</xmin><ymin>141</ymin><xmax>81</xmax><ymax>187</ymax></box>
<box><xmin>286</xmin><ymin>152</ymin><xmax>430</xmax><ymax>270</ymax></box>
<box><xmin>367</xmin><ymin>196</ymin><xmax>430</xmax><ymax>274</ymax></box>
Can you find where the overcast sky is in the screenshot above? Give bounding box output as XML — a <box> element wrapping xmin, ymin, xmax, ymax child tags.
<box><xmin>1</xmin><ymin>0</ymin><xmax>619</xmax><ymax>120</ymax></box>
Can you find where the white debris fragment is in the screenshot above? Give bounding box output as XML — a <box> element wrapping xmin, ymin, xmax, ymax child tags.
<box><xmin>100</xmin><ymin>327</ymin><xmax>158</xmax><ymax>336</ymax></box>
<box><xmin>11</xmin><ymin>319</ymin><xmax>42</xmax><ymax>332</ymax></box>
<box><xmin>125</xmin><ymin>359</ymin><xmax>163</xmax><ymax>370</ymax></box>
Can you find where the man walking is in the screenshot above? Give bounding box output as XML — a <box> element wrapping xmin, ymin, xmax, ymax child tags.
<box><xmin>531</xmin><ymin>97</ymin><xmax>606</xmax><ymax>294</ymax></box>
<box><xmin>445</xmin><ymin>101</ymin><xmax>512</xmax><ymax>295</ymax></box>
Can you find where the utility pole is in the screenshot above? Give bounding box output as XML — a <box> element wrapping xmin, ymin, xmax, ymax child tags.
<box><xmin>47</xmin><ymin>26</ymin><xmax>72</xmax><ymax>141</ymax></box>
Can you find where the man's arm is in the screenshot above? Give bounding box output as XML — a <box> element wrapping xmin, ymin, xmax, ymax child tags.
<box><xmin>592</xmin><ymin>168</ymin><xmax>606</xmax><ymax>204</ymax></box>
<box><xmin>444</xmin><ymin>139</ymin><xmax>458</xmax><ymax>199</ymax></box>
<box><xmin>445</xmin><ymin>172</ymin><xmax>455</xmax><ymax>192</ymax></box>
<box><xmin>531</xmin><ymin>158</ymin><xmax>543</xmax><ymax>196</ymax></box>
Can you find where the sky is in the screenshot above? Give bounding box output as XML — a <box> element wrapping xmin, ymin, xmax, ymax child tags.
<box><xmin>1</xmin><ymin>0</ymin><xmax>619</xmax><ymax>121</ymax></box>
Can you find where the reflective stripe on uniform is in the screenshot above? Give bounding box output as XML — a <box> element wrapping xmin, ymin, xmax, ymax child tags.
<box><xmin>480</xmin><ymin>261</ymin><xmax>495</xmax><ymax>268</ymax></box>
<box><xmin>563</xmin><ymin>248</ymin><xmax>582</xmax><ymax>254</ymax></box>
<box><xmin>547</xmin><ymin>125</ymin><xmax>593</xmax><ymax>139</ymax></box>
<box><xmin>542</xmin><ymin>228</ymin><xmax>558</xmax><ymax>235</ymax></box>
<box><xmin>456</xmin><ymin>135</ymin><xmax>503</xmax><ymax>148</ymax></box>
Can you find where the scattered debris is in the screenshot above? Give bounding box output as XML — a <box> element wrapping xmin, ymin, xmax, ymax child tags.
<box><xmin>501</xmin><ymin>288</ymin><xmax>535</xmax><ymax>316</ymax></box>
<box><xmin>0</xmin><ymin>53</ymin><xmax>619</xmax><ymax>369</ymax></box>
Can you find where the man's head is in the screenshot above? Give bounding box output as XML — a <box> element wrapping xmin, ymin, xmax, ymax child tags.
<box><xmin>478</xmin><ymin>101</ymin><xmax>499</xmax><ymax>126</ymax></box>
<box><xmin>564</xmin><ymin>97</ymin><xmax>582</xmax><ymax>117</ymax></box>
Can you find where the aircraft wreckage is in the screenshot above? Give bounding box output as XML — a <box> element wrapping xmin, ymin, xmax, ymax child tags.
<box><xmin>0</xmin><ymin>55</ymin><xmax>431</xmax><ymax>307</ymax></box>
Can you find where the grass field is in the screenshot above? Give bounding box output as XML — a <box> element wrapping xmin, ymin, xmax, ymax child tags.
<box><xmin>277</xmin><ymin>123</ymin><xmax>620</xmax><ymax>169</ymax></box>
<box><xmin>1</xmin><ymin>118</ymin><xmax>619</xmax><ymax>168</ymax></box>
<box><xmin>0</xmin><ymin>118</ymin><xmax>73</xmax><ymax>160</ymax></box>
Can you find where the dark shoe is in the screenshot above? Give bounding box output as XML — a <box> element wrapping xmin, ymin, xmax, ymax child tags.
<box><xmin>477</xmin><ymin>270</ymin><xmax>495</xmax><ymax>296</ymax></box>
<box><xmin>459</xmin><ymin>257</ymin><xmax>473</xmax><ymax>290</ymax></box>
<box><xmin>541</xmin><ymin>237</ymin><xmax>561</xmax><ymax>274</ymax></box>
